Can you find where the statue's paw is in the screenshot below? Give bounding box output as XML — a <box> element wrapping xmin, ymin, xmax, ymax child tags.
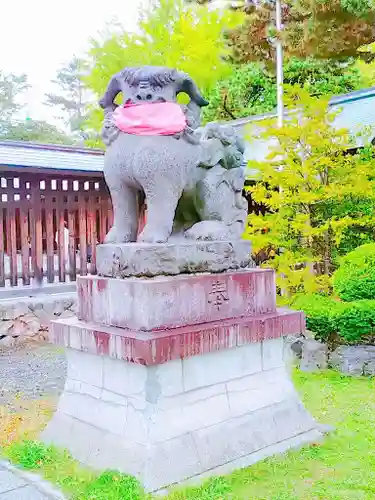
<box><xmin>137</xmin><ymin>227</ymin><xmax>169</xmax><ymax>244</ymax></box>
<box><xmin>185</xmin><ymin>221</ymin><xmax>239</xmax><ymax>241</ymax></box>
<box><xmin>104</xmin><ymin>227</ymin><xmax>118</xmax><ymax>244</ymax></box>
<box><xmin>104</xmin><ymin>227</ymin><xmax>135</xmax><ymax>244</ymax></box>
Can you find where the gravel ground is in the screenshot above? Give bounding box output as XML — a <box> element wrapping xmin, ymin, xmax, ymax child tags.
<box><xmin>0</xmin><ymin>343</ymin><xmax>67</xmax><ymax>408</ymax></box>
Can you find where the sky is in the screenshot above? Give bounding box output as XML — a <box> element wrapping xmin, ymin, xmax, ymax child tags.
<box><xmin>0</xmin><ymin>0</ymin><xmax>142</xmax><ymax>123</ymax></box>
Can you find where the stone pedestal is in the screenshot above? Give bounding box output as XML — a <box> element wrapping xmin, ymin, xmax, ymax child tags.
<box><xmin>43</xmin><ymin>268</ymin><xmax>323</xmax><ymax>492</ymax></box>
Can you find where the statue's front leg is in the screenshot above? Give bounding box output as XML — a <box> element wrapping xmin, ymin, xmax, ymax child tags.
<box><xmin>105</xmin><ymin>182</ymin><xmax>139</xmax><ymax>243</ymax></box>
<box><xmin>138</xmin><ymin>182</ymin><xmax>183</xmax><ymax>244</ymax></box>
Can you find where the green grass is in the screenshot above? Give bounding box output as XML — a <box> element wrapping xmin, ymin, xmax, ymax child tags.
<box><xmin>168</xmin><ymin>370</ymin><xmax>375</xmax><ymax>500</ymax></box>
<box><xmin>2</xmin><ymin>370</ymin><xmax>375</xmax><ymax>499</ymax></box>
<box><xmin>4</xmin><ymin>441</ymin><xmax>148</xmax><ymax>500</ymax></box>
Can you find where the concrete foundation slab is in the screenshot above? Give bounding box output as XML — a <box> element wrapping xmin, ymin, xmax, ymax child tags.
<box><xmin>43</xmin><ymin>335</ymin><xmax>322</xmax><ymax>492</ymax></box>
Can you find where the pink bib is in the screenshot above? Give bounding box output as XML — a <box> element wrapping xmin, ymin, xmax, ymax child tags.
<box><xmin>113</xmin><ymin>102</ymin><xmax>187</xmax><ymax>136</ymax></box>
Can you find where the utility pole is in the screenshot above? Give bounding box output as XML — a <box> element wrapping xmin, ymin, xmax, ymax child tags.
<box><xmin>275</xmin><ymin>0</ymin><xmax>283</xmax><ymax>127</ymax></box>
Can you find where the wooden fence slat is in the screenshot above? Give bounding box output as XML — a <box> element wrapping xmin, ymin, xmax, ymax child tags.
<box><xmin>0</xmin><ymin>208</ymin><xmax>5</xmax><ymax>287</ymax></box>
<box><xmin>78</xmin><ymin>197</ymin><xmax>88</xmax><ymax>276</ymax></box>
<box><xmin>30</xmin><ymin>182</ymin><xmax>43</xmax><ymax>283</ymax></box>
<box><xmin>19</xmin><ymin>205</ymin><xmax>30</xmax><ymax>286</ymax></box>
<box><xmin>4</xmin><ymin>206</ymin><xmax>12</xmax><ymax>287</ymax></box>
<box><xmin>88</xmin><ymin>197</ymin><xmax>97</xmax><ymax>274</ymax></box>
<box><xmin>56</xmin><ymin>180</ymin><xmax>66</xmax><ymax>283</ymax></box>
<box><xmin>99</xmin><ymin>196</ymin><xmax>107</xmax><ymax>244</ymax></box>
<box><xmin>35</xmin><ymin>204</ymin><xmax>43</xmax><ymax>284</ymax></box>
<box><xmin>45</xmin><ymin>194</ymin><xmax>55</xmax><ymax>283</ymax></box>
<box><xmin>9</xmin><ymin>206</ymin><xmax>18</xmax><ymax>287</ymax></box>
<box><xmin>68</xmin><ymin>193</ymin><xmax>77</xmax><ymax>281</ymax></box>
<box><xmin>29</xmin><ymin>199</ymin><xmax>36</xmax><ymax>283</ymax></box>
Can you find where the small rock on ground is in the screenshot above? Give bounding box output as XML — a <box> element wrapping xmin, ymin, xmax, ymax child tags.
<box><xmin>300</xmin><ymin>339</ymin><xmax>328</xmax><ymax>372</ymax></box>
<box><xmin>330</xmin><ymin>345</ymin><xmax>375</xmax><ymax>376</ymax></box>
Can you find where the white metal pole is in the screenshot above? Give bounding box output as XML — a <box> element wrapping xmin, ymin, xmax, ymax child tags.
<box><xmin>275</xmin><ymin>0</ymin><xmax>284</xmax><ymax>127</ymax></box>
<box><xmin>275</xmin><ymin>0</ymin><xmax>286</xmax><ymax>295</ymax></box>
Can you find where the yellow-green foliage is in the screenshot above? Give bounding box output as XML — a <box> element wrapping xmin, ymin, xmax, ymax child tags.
<box><xmin>83</xmin><ymin>0</ymin><xmax>242</xmax><ymax>147</ymax></box>
<box><xmin>245</xmin><ymin>86</ymin><xmax>375</xmax><ymax>295</ymax></box>
<box><xmin>356</xmin><ymin>42</ymin><xmax>375</xmax><ymax>87</ymax></box>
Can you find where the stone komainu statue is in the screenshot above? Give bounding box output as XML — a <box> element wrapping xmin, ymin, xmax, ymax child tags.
<box><xmin>100</xmin><ymin>66</ymin><xmax>247</xmax><ymax>243</ymax></box>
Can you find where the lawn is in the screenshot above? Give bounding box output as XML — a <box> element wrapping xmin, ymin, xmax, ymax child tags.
<box><xmin>1</xmin><ymin>370</ymin><xmax>375</xmax><ymax>500</ymax></box>
<box><xmin>167</xmin><ymin>370</ymin><xmax>375</xmax><ymax>500</ymax></box>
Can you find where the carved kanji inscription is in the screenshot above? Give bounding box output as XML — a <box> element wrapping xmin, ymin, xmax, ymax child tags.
<box><xmin>208</xmin><ymin>280</ymin><xmax>229</xmax><ymax>310</ymax></box>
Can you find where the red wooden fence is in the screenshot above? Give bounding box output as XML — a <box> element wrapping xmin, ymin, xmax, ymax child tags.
<box><xmin>0</xmin><ymin>171</ymin><xmax>113</xmax><ymax>287</ymax></box>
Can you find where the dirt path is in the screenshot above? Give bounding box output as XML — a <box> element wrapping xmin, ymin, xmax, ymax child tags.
<box><xmin>0</xmin><ymin>343</ymin><xmax>66</xmax><ymax>410</ymax></box>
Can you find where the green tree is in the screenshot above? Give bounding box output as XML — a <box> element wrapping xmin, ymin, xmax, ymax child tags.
<box><xmin>245</xmin><ymin>87</ymin><xmax>375</xmax><ymax>295</ymax></box>
<box><xmin>187</xmin><ymin>0</ymin><xmax>375</xmax><ymax>63</ymax></box>
<box><xmin>0</xmin><ymin>71</ymin><xmax>29</xmax><ymax>136</ymax></box>
<box><xmin>355</xmin><ymin>43</ymin><xmax>375</xmax><ymax>87</ymax></box>
<box><xmin>45</xmin><ymin>57</ymin><xmax>90</xmax><ymax>140</ymax></box>
<box><xmin>83</xmin><ymin>0</ymin><xmax>243</xmax><ymax>146</ymax></box>
<box><xmin>0</xmin><ymin>70</ymin><xmax>73</xmax><ymax>145</ymax></box>
<box><xmin>2</xmin><ymin>119</ymin><xmax>74</xmax><ymax>144</ymax></box>
<box><xmin>204</xmin><ymin>58</ymin><xmax>363</xmax><ymax>122</ymax></box>
<box><xmin>0</xmin><ymin>71</ymin><xmax>29</xmax><ymax>121</ymax></box>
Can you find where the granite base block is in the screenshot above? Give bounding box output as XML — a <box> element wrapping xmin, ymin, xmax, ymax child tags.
<box><xmin>96</xmin><ymin>240</ymin><xmax>253</xmax><ymax>278</ymax></box>
<box><xmin>42</xmin><ymin>342</ymin><xmax>322</xmax><ymax>492</ymax></box>
<box><xmin>77</xmin><ymin>269</ymin><xmax>276</xmax><ymax>331</ymax></box>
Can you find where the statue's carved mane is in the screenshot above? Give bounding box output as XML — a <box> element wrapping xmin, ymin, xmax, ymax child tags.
<box><xmin>119</xmin><ymin>67</ymin><xmax>179</xmax><ymax>88</ymax></box>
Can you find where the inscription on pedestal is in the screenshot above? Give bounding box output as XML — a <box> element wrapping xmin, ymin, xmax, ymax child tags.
<box><xmin>208</xmin><ymin>280</ymin><xmax>230</xmax><ymax>310</ymax></box>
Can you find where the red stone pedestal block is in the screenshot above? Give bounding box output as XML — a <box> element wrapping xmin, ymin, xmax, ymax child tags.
<box><xmin>50</xmin><ymin>309</ymin><xmax>304</xmax><ymax>366</ymax></box>
<box><xmin>77</xmin><ymin>269</ymin><xmax>276</xmax><ymax>331</ymax></box>
<box><xmin>43</xmin><ymin>268</ymin><xmax>324</xmax><ymax>492</ymax></box>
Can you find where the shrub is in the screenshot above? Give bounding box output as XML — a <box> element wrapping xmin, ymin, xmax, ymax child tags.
<box><xmin>333</xmin><ymin>243</ymin><xmax>375</xmax><ymax>301</ymax></box>
<box><xmin>293</xmin><ymin>294</ymin><xmax>375</xmax><ymax>345</ymax></box>
<box><xmin>335</xmin><ymin>300</ymin><xmax>375</xmax><ymax>344</ymax></box>
<box><xmin>292</xmin><ymin>294</ymin><xmax>344</xmax><ymax>343</ymax></box>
